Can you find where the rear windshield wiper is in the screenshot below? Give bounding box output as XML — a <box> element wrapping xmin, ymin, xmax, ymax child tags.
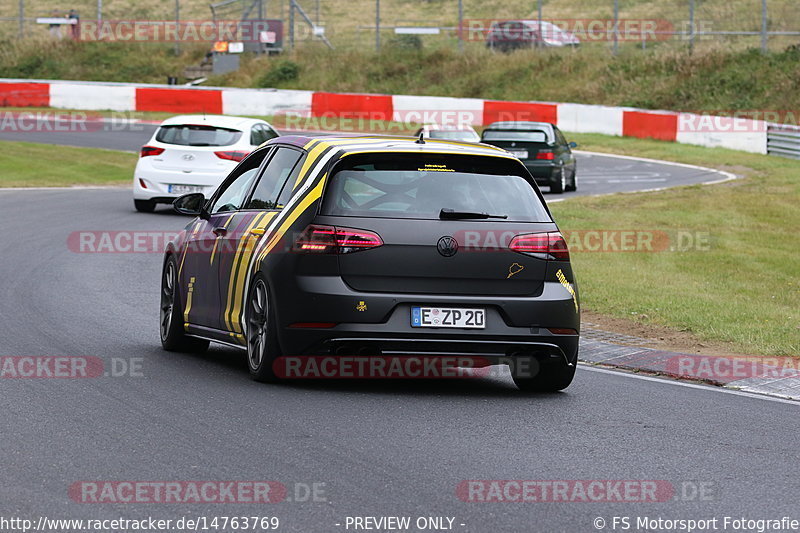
<box><xmin>188</xmin><ymin>142</ymin><xmax>213</xmax><ymax>146</ymax></box>
<box><xmin>439</xmin><ymin>208</ymin><xmax>508</xmax><ymax>220</ymax></box>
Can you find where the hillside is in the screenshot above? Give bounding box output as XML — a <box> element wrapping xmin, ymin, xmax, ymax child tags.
<box><xmin>2</xmin><ymin>1</ymin><xmax>800</xmax><ymax>118</ymax></box>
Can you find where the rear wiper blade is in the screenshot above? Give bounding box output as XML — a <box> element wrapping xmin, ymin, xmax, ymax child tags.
<box><xmin>188</xmin><ymin>142</ymin><xmax>212</xmax><ymax>146</ymax></box>
<box><xmin>439</xmin><ymin>208</ymin><xmax>508</xmax><ymax>220</ymax></box>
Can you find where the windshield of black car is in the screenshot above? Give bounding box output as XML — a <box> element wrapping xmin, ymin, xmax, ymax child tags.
<box><xmin>155</xmin><ymin>125</ymin><xmax>243</xmax><ymax>147</ymax></box>
<box><xmin>482</xmin><ymin>130</ymin><xmax>549</xmax><ymax>143</ymax></box>
<box><xmin>321</xmin><ymin>153</ymin><xmax>551</xmax><ymax>222</ymax></box>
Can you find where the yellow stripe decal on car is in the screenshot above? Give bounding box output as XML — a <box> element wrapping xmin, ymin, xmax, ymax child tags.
<box><xmin>227</xmin><ymin>212</ymin><xmax>277</xmax><ymax>334</ymax></box>
<box><xmin>224</xmin><ymin>212</ymin><xmax>268</xmax><ymax>332</ymax></box>
<box><xmin>183</xmin><ymin>276</ymin><xmax>195</xmax><ymax>329</ymax></box>
<box><xmin>256</xmin><ymin>177</ymin><xmax>326</xmax><ymax>267</ymax></box>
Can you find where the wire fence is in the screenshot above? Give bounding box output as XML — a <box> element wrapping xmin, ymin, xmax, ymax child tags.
<box><xmin>2</xmin><ymin>0</ymin><xmax>800</xmax><ymax>54</ymax></box>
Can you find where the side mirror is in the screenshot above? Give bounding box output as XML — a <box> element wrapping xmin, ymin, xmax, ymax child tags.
<box><xmin>569</xmin><ymin>141</ymin><xmax>578</xmax><ymax>148</ymax></box>
<box><xmin>173</xmin><ymin>193</ymin><xmax>208</xmax><ymax>219</ymax></box>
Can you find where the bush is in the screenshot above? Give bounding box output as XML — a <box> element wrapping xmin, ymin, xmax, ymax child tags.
<box><xmin>257</xmin><ymin>60</ymin><xmax>301</xmax><ymax>88</ymax></box>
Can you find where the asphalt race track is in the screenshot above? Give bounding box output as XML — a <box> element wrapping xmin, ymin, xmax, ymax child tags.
<box><xmin>0</xmin><ymin>119</ymin><xmax>727</xmax><ymax>199</ymax></box>
<box><xmin>1</xmin><ymin>128</ymin><xmax>797</xmax><ymax>532</ymax></box>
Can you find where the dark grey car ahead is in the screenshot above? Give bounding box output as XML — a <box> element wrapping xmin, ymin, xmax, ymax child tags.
<box><xmin>482</xmin><ymin>121</ymin><xmax>578</xmax><ymax>193</ymax></box>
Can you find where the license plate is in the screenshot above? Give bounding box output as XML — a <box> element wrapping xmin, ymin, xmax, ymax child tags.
<box><xmin>169</xmin><ymin>184</ymin><xmax>203</xmax><ymax>194</ymax></box>
<box><xmin>411</xmin><ymin>307</ymin><xmax>486</xmax><ymax>329</ymax></box>
<box><xmin>508</xmin><ymin>150</ymin><xmax>528</xmax><ymax>159</ymax></box>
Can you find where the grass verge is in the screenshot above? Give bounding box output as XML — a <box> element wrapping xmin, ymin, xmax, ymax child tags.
<box><xmin>552</xmin><ymin>133</ymin><xmax>799</xmax><ymax>357</ymax></box>
<box><xmin>0</xmin><ymin>141</ymin><xmax>135</xmax><ymax>187</ymax></box>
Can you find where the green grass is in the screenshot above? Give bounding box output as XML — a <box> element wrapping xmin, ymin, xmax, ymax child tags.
<box><xmin>551</xmin><ymin>133</ymin><xmax>800</xmax><ymax>357</ymax></box>
<box><xmin>0</xmin><ymin>141</ymin><xmax>136</xmax><ymax>187</ymax></box>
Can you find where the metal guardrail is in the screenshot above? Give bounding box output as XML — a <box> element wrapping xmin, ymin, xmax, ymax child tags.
<box><xmin>767</xmin><ymin>123</ymin><xmax>800</xmax><ymax>160</ymax></box>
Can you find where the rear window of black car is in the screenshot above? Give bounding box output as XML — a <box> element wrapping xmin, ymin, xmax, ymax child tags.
<box><xmin>482</xmin><ymin>130</ymin><xmax>549</xmax><ymax>143</ymax></box>
<box><xmin>155</xmin><ymin>125</ymin><xmax>243</xmax><ymax>147</ymax></box>
<box><xmin>321</xmin><ymin>153</ymin><xmax>551</xmax><ymax>222</ymax></box>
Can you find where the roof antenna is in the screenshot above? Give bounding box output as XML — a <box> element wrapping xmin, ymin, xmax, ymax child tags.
<box><xmin>415</xmin><ymin>132</ymin><xmax>425</xmax><ymax>144</ymax></box>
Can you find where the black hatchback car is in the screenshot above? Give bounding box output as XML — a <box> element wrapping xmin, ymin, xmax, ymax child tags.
<box><xmin>161</xmin><ymin>135</ymin><xmax>579</xmax><ymax>391</ymax></box>
<box><xmin>481</xmin><ymin>121</ymin><xmax>577</xmax><ymax>193</ymax></box>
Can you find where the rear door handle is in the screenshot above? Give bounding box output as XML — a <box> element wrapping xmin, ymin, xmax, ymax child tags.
<box><xmin>249</xmin><ymin>228</ymin><xmax>266</xmax><ymax>236</ymax></box>
<box><xmin>212</xmin><ymin>226</ymin><xmax>227</xmax><ymax>236</ymax></box>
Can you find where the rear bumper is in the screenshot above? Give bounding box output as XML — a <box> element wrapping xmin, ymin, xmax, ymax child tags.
<box><xmin>521</xmin><ymin>161</ymin><xmax>558</xmax><ymax>183</ymax></box>
<box><xmin>272</xmin><ymin>274</ymin><xmax>580</xmax><ymax>364</ymax></box>
<box><xmin>132</xmin><ymin>160</ymin><xmax>233</xmax><ymax>201</ymax></box>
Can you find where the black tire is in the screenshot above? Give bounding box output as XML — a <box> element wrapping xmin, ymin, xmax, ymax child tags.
<box><xmin>134</xmin><ymin>199</ymin><xmax>156</xmax><ymax>213</ymax></box>
<box><xmin>160</xmin><ymin>255</ymin><xmax>209</xmax><ymax>353</ymax></box>
<box><xmin>565</xmin><ymin>167</ymin><xmax>577</xmax><ymax>192</ymax></box>
<box><xmin>246</xmin><ymin>276</ymin><xmax>282</xmax><ymax>382</ymax></box>
<box><xmin>511</xmin><ymin>358</ymin><xmax>576</xmax><ymax>392</ymax></box>
<box><xmin>551</xmin><ymin>166</ymin><xmax>566</xmax><ymax>194</ymax></box>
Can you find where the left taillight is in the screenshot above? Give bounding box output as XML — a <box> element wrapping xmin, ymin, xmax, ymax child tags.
<box><xmin>294</xmin><ymin>224</ymin><xmax>383</xmax><ymax>254</ymax></box>
<box><xmin>140</xmin><ymin>145</ymin><xmax>164</xmax><ymax>158</ymax></box>
<box><xmin>214</xmin><ymin>150</ymin><xmax>250</xmax><ymax>162</ymax></box>
<box><xmin>509</xmin><ymin>232</ymin><xmax>570</xmax><ymax>261</ymax></box>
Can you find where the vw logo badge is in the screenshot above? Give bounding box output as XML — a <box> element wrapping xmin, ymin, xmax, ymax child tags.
<box><xmin>437</xmin><ymin>236</ymin><xmax>458</xmax><ymax>257</ymax></box>
<box><xmin>182</xmin><ymin>154</ymin><xmax>195</xmax><ymax>161</ymax></box>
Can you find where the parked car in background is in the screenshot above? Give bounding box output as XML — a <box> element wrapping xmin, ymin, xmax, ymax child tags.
<box><xmin>414</xmin><ymin>124</ymin><xmax>481</xmax><ymax>143</ymax></box>
<box><xmin>132</xmin><ymin>115</ymin><xmax>279</xmax><ymax>212</ymax></box>
<box><xmin>486</xmin><ymin>20</ymin><xmax>580</xmax><ymax>51</ymax></box>
<box><xmin>481</xmin><ymin>121</ymin><xmax>577</xmax><ymax>193</ymax></box>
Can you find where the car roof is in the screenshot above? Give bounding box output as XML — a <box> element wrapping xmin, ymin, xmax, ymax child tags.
<box><xmin>159</xmin><ymin>114</ymin><xmax>264</xmax><ymax>129</ymax></box>
<box><xmin>493</xmin><ymin>20</ymin><xmax>559</xmax><ymax>28</ymax></box>
<box><xmin>263</xmin><ymin>134</ymin><xmax>512</xmax><ymax>158</ymax></box>
<box><xmin>484</xmin><ymin>121</ymin><xmax>554</xmax><ymax>132</ymax></box>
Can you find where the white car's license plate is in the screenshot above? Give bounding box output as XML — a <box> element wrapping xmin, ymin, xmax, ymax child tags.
<box><xmin>509</xmin><ymin>150</ymin><xmax>528</xmax><ymax>159</ymax></box>
<box><xmin>169</xmin><ymin>184</ymin><xmax>203</xmax><ymax>194</ymax></box>
<box><xmin>411</xmin><ymin>307</ymin><xmax>486</xmax><ymax>329</ymax></box>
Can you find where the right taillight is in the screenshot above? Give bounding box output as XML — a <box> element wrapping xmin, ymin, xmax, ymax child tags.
<box><xmin>509</xmin><ymin>232</ymin><xmax>570</xmax><ymax>261</ymax></box>
<box><xmin>140</xmin><ymin>145</ymin><xmax>164</xmax><ymax>158</ymax></box>
<box><xmin>536</xmin><ymin>150</ymin><xmax>555</xmax><ymax>160</ymax></box>
<box><xmin>294</xmin><ymin>225</ymin><xmax>383</xmax><ymax>254</ymax></box>
<box><xmin>214</xmin><ymin>150</ymin><xmax>249</xmax><ymax>162</ymax></box>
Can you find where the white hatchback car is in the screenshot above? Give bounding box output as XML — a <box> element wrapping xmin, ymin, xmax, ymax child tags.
<box><xmin>133</xmin><ymin>115</ymin><xmax>279</xmax><ymax>212</ymax></box>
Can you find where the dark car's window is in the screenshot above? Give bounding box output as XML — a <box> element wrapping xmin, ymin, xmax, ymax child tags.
<box><xmin>209</xmin><ymin>149</ymin><xmax>271</xmax><ymax>214</ymax></box>
<box><xmin>245</xmin><ymin>147</ymin><xmax>303</xmax><ymax>210</ymax></box>
<box><xmin>555</xmin><ymin>128</ymin><xmax>569</xmax><ymax>147</ymax></box>
<box><xmin>263</xmin><ymin>124</ymin><xmax>280</xmax><ymax>141</ymax></box>
<box><xmin>321</xmin><ymin>154</ymin><xmax>550</xmax><ymax>222</ymax></box>
<box><xmin>250</xmin><ymin>124</ymin><xmax>280</xmax><ymax>146</ymax></box>
<box><xmin>482</xmin><ymin>130</ymin><xmax>549</xmax><ymax>143</ymax></box>
<box><xmin>250</xmin><ymin>125</ymin><xmax>264</xmax><ymax>145</ymax></box>
<box><xmin>156</xmin><ymin>125</ymin><xmax>242</xmax><ymax>147</ymax></box>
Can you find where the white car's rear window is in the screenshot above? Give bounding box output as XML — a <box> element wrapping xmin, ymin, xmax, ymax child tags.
<box><xmin>155</xmin><ymin>125</ymin><xmax>243</xmax><ymax>147</ymax></box>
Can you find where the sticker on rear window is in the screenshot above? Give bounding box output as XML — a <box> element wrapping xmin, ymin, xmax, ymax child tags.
<box><xmin>418</xmin><ymin>164</ymin><xmax>455</xmax><ymax>172</ymax></box>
